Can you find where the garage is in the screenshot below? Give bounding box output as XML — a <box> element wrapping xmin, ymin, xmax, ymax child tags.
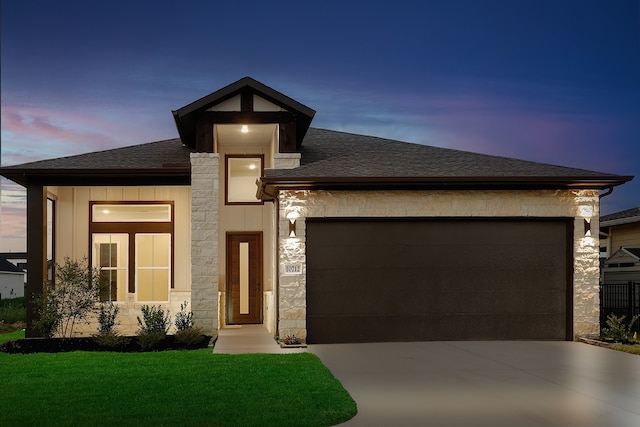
<box><xmin>306</xmin><ymin>218</ymin><xmax>572</xmax><ymax>343</ymax></box>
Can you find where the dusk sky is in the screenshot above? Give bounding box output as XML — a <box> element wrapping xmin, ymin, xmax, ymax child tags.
<box><xmin>1</xmin><ymin>0</ymin><xmax>639</xmax><ymax>252</ymax></box>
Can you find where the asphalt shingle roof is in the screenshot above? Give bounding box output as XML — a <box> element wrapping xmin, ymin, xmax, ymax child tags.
<box><xmin>266</xmin><ymin>128</ymin><xmax>621</xmax><ymax>179</ymax></box>
<box><xmin>0</xmin><ymin>128</ymin><xmax>631</xmax><ymax>190</ymax></box>
<box><xmin>600</xmin><ymin>207</ymin><xmax>640</xmax><ymax>223</ymax></box>
<box><xmin>0</xmin><ymin>257</ymin><xmax>24</xmax><ymax>274</ymax></box>
<box><xmin>2</xmin><ymin>138</ymin><xmax>192</xmax><ymax>170</ymax></box>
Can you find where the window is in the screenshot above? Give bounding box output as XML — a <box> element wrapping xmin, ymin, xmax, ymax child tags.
<box><xmin>90</xmin><ymin>202</ymin><xmax>173</xmax><ymax>302</ymax></box>
<box><xmin>92</xmin><ymin>203</ymin><xmax>172</xmax><ymax>222</ymax></box>
<box><xmin>93</xmin><ymin>234</ymin><xmax>128</xmax><ymax>302</ymax></box>
<box><xmin>136</xmin><ymin>234</ymin><xmax>170</xmax><ymax>301</ymax></box>
<box><xmin>225</xmin><ymin>155</ymin><xmax>263</xmax><ymax>204</ymax></box>
<box><xmin>47</xmin><ymin>198</ymin><xmax>56</xmax><ymax>285</ymax></box>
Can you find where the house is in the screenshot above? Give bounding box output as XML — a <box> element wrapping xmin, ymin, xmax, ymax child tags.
<box><xmin>0</xmin><ymin>255</ymin><xmax>25</xmax><ymax>299</ymax></box>
<box><xmin>600</xmin><ymin>207</ymin><xmax>640</xmax><ymax>284</ymax></box>
<box><xmin>0</xmin><ymin>77</ymin><xmax>634</xmax><ymax>342</ymax></box>
<box><xmin>600</xmin><ymin>207</ymin><xmax>640</xmax><ymax>257</ymax></box>
<box><xmin>601</xmin><ymin>248</ymin><xmax>640</xmax><ymax>284</ymax></box>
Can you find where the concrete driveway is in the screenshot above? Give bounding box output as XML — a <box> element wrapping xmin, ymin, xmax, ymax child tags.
<box><xmin>309</xmin><ymin>341</ymin><xmax>640</xmax><ymax>427</ymax></box>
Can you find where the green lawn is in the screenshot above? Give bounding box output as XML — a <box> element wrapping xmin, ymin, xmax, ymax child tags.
<box><xmin>0</xmin><ymin>349</ymin><xmax>356</xmax><ymax>426</ymax></box>
<box><xmin>0</xmin><ymin>296</ymin><xmax>26</xmax><ymax>324</ymax></box>
<box><xmin>0</xmin><ymin>329</ymin><xmax>24</xmax><ymax>343</ymax></box>
<box><xmin>609</xmin><ymin>342</ymin><xmax>640</xmax><ymax>355</ymax></box>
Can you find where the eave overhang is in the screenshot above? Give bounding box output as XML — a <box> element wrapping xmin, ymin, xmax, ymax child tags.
<box><xmin>172</xmin><ymin>77</ymin><xmax>315</xmax><ymax>150</ymax></box>
<box><xmin>257</xmin><ymin>175</ymin><xmax>634</xmax><ymax>201</ymax></box>
<box><xmin>600</xmin><ymin>216</ymin><xmax>640</xmax><ymax>228</ymax></box>
<box><xmin>0</xmin><ymin>167</ymin><xmax>191</xmax><ymax>187</ymax></box>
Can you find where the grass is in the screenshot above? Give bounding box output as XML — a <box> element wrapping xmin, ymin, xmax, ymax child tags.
<box><xmin>608</xmin><ymin>342</ymin><xmax>640</xmax><ymax>355</ymax></box>
<box><xmin>0</xmin><ymin>349</ymin><xmax>356</xmax><ymax>426</ymax></box>
<box><xmin>0</xmin><ymin>329</ymin><xmax>24</xmax><ymax>343</ymax></box>
<box><xmin>0</xmin><ymin>297</ymin><xmax>26</xmax><ymax>324</ymax></box>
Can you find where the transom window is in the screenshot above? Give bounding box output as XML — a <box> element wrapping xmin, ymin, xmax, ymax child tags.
<box><xmin>90</xmin><ymin>202</ymin><xmax>174</xmax><ymax>303</ymax></box>
<box><xmin>225</xmin><ymin>155</ymin><xmax>264</xmax><ymax>205</ymax></box>
<box><xmin>92</xmin><ymin>204</ymin><xmax>171</xmax><ymax>222</ymax></box>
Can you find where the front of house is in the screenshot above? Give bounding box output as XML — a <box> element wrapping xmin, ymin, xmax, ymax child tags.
<box><xmin>1</xmin><ymin>77</ymin><xmax>633</xmax><ymax>342</ymax></box>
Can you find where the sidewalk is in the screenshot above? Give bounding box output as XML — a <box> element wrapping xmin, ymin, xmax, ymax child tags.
<box><xmin>212</xmin><ymin>325</ymin><xmax>307</xmax><ymax>354</ymax></box>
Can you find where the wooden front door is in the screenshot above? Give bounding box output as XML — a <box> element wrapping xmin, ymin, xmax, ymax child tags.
<box><xmin>226</xmin><ymin>232</ymin><xmax>263</xmax><ymax>324</ymax></box>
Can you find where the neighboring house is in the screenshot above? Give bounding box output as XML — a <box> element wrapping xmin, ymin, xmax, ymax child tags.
<box><xmin>601</xmin><ymin>248</ymin><xmax>640</xmax><ymax>284</ymax></box>
<box><xmin>600</xmin><ymin>207</ymin><xmax>640</xmax><ymax>284</ymax></box>
<box><xmin>0</xmin><ymin>256</ymin><xmax>25</xmax><ymax>299</ymax></box>
<box><xmin>0</xmin><ymin>77</ymin><xmax>634</xmax><ymax>342</ymax></box>
<box><xmin>600</xmin><ymin>207</ymin><xmax>640</xmax><ymax>256</ymax></box>
<box><xmin>0</xmin><ymin>252</ymin><xmax>27</xmax><ymax>276</ymax></box>
<box><xmin>0</xmin><ymin>252</ymin><xmax>51</xmax><ymax>292</ymax></box>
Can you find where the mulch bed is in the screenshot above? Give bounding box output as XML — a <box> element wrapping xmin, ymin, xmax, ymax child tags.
<box><xmin>1</xmin><ymin>334</ymin><xmax>213</xmax><ymax>354</ymax></box>
<box><xmin>0</xmin><ymin>321</ymin><xmax>26</xmax><ymax>333</ymax></box>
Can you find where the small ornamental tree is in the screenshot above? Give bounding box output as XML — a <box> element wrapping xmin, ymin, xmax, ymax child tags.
<box><xmin>35</xmin><ymin>257</ymin><xmax>101</xmax><ymax>338</ymax></box>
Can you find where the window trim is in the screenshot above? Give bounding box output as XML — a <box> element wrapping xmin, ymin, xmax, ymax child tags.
<box><xmin>225</xmin><ymin>154</ymin><xmax>265</xmax><ymax>205</ymax></box>
<box><xmin>89</xmin><ymin>201</ymin><xmax>175</xmax><ymax>300</ymax></box>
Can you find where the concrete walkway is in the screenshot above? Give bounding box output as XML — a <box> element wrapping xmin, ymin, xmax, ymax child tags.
<box><xmin>212</xmin><ymin>325</ymin><xmax>307</xmax><ymax>354</ymax></box>
<box><xmin>309</xmin><ymin>341</ymin><xmax>640</xmax><ymax>427</ymax></box>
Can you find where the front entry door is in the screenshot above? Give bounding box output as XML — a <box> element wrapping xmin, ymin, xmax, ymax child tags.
<box><xmin>226</xmin><ymin>232</ymin><xmax>263</xmax><ymax>324</ymax></box>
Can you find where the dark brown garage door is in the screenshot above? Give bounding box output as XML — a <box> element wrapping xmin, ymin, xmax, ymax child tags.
<box><xmin>306</xmin><ymin>218</ymin><xmax>571</xmax><ymax>343</ymax></box>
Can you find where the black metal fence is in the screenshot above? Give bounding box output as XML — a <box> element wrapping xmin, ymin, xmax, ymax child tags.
<box><xmin>600</xmin><ymin>281</ymin><xmax>640</xmax><ymax>332</ymax></box>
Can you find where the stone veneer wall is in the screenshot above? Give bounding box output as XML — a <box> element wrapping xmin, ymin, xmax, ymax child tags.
<box><xmin>190</xmin><ymin>153</ymin><xmax>220</xmax><ymax>335</ymax></box>
<box><xmin>71</xmin><ymin>292</ymin><xmax>192</xmax><ymax>337</ymax></box>
<box><xmin>272</xmin><ymin>153</ymin><xmax>301</xmax><ymax>169</ymax></box>
<box><xmin>277</xmin><ymin>189</ymin><xmax>601</xmax><ymax>341</ymax></box>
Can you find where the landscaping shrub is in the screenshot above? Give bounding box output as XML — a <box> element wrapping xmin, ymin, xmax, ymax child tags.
<box><xmin>136</xmin><ymin>305</ymin><xmax>171</xmax><ymax>350</ymax></box>
<box><xmin>92</xmin><ymin>333</ymin><xmax>131</xmax><ymax>350</ymax></box>
<box><xmin>92</xmin><ymin>301</ymin><xmax>128</xmax><ymax>349</ymax></box>
<box><xmin>173</xmin><ymin>301</ymin><xmax>205</xmax><ymax>346</ymax></box>
<box><xmin>34</xmin><ymin>257</ymin><xmax>101</xmax><ymax>338</ymax></box>
<box><xmin>601</xmin><ymin>313</ymin><xmax>640</xmax><ymax>343</ymax></box>
<box><xmin>175</xmin><ymin>328</ymin><xmax>208</xmax><ymax>347</ymax></box>
<box><xmin>174</xmin><ymin>301</ymin><xmax>194</xmax><ymax>331</ymax></box>
<box><xmin>96</xmin><ymin>301</ymin><xmax>120</xmax><ymax>334</ymax></box>
<box><xmin>33</xmin><ymin>291</ymin><xmax>62</xmax><ymax>338</ymax></box>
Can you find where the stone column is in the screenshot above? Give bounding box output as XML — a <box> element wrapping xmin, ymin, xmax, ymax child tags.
<box><xmin>190</xmin><ymin>153</ymin><xmax>219</xmax><ymax>335</ymax></box>
<box><xmin>277</xmin><ymin>190</ymin><xmax>308</xmax><ymax>341</ymax></box>
<box><xmin>572</xmin><ymin>190</ymin><xmax>601</xmax><ymax>338</ymax></box>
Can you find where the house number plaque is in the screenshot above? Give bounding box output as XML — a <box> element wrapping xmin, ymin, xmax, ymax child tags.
<box><xmin>284</xmin><ymin>263</ymin><xmax>302</xmax><ymax>275</ymax></box>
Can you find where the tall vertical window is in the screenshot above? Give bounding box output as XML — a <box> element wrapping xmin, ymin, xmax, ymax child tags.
<box><xmin>136</xmin><ymin>234</ymin><xmax>170</xmax><ymax>301</ymax></box>
<box><xmin>47</xmin><ymin>198</ymin><xmax>56</xmax><ymax>286</ymax></box>
<box><xmin>225</xmin><ymin>155</ymin><xmax>264</xmax><ymax>204</ymax></box>
<box><xmin>92</xmin><ymin>234</ymin><xmax>128</xmax><ymax>302</ymax></box>
<box><xmin>90</xmin><ymin>202</ymin><xmax>173</xmax><ymax>302</ymax></box>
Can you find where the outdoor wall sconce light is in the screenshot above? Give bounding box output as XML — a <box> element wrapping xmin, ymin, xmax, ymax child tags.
<box><xmin>289</xmin><ymin>218</ymin><xmax>297</xmax><ymax>237</ymax></box>
<box><xmin>584</xmin><ymin>218</ymin><xmax>591</xmax><ymax>237</ymax></box>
